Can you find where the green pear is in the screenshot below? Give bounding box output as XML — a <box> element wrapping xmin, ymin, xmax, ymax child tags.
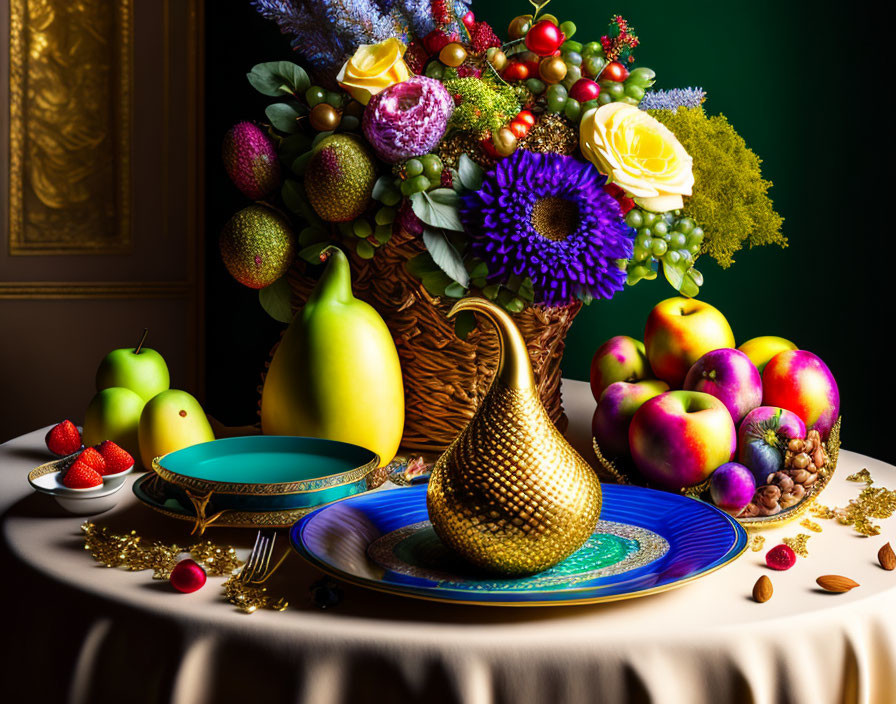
<box><xmin>83</xmin><ymin>387</ymin><xmax>144</xmax><ymax>457</ymax></box>
<box><xmin>139</xmin><ymin>389</ymin><xmax>214</xmax><ymax>468</ymax></box>
<box><xmin>96</xmin><ymin>329</ymin><xmax>170</xmax><ymax>401</ymax></box>
<box><xmin>260</xmin><ymin>247</ymin><xmax>404</xmax><ymax>465</ymax></box>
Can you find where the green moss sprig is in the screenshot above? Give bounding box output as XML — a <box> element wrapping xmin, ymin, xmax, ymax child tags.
<box><xmin>650</xmin><ymin>106</ymin><xmax>786</xmax><ymax>267</ymax></box>
<box><xmin>444</xmin><ymin>77</ymin><xmax>519</xmax><ymax>135</ymax></box>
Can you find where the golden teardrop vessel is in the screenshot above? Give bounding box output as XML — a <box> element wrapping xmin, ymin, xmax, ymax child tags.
<box><xmin>426</xmin><ymin>297</ymin><xmax>602</xmax><ymax>576</ymax></box>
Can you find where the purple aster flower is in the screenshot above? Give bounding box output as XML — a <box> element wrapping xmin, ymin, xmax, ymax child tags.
<box><xmin>362</xmin><ymin>76</ymin><xmax>453</xmax><ymax>163</ymax></box>
<box><xmin>461</xmin><ymin>150</ymin><xmax>634</xmax><ymax>307</ymax></box>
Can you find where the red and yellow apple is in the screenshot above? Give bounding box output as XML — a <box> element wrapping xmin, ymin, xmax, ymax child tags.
<box><xmin>629</xmin><ymin>390</ymin><xmax>737</xmax><ymax>490</ymax></box>
<box><xmin>589</xmin><ymin>335</ymin><xmax>650</xmax><ymax>401</ymax></box>
<box><xmin>737</xmin><ymin>336</ymin><xmax>797</xmax><ymax>374</ymax></box>
<box><xmin>644</xmin><ymin>297</ymin><xmax>735</xmax><ymax>388</ymax></box>
<box><xmin>592</xmin><ymin>379</ymin><xmax>670</xmax><ymax>458</ymax></box>
<box><xmin>762</xmin><ymin>350</ymin><xmax>839</xmax><ymax>439</ymax></box>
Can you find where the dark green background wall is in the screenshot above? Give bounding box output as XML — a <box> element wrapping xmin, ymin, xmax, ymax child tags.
<box><xmin>206</xmin><ymin>2</ymin><xmax>892</xmax><ymax>462</ymax></box>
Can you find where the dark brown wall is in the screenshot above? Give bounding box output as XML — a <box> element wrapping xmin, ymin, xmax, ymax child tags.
<box><xmin>1</xmin><ymin>0</ymin><xmax>205</xmax><ymax>442</ymax></box>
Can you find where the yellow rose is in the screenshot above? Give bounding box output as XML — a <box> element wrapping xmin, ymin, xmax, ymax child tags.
<box><xmin>580</xmin><ymin>103</ymin><xmax>694</xmax><ymax>212</ymax></box>
<box><xmin>337</xmin><ymin>38</ymin><xmax>412</xmax><ymax>105</ymax></box>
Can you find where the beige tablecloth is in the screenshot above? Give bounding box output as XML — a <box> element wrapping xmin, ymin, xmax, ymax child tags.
<box><xmin>2</xmin><ymin>380</ymin><xmax>895</xmax><ymax>704</ymax></box>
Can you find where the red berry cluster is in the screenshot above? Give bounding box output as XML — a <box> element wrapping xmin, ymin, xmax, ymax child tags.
<box><xmin>404</xmin><ymin>40</ymin><xmax>430</xmax><ymax>74</ymax></box>
<box><xmin>467</xmin><ymin>21</ymin><xmax>501</xmax><ymax>55</ymax></box>
<box><xmin>601</xmin><ymin>14</ymin><xmax>640</xmax><ymax>64</ymax></box>
<box><xmin>422</xmin><ymin>29</ymin><xmax>457</xmax><ymax>56</ymax></box>
<box><xmin>430</xmin><ymin>0</ymin><xmax>451</xmax><ymax>27</ymax></box>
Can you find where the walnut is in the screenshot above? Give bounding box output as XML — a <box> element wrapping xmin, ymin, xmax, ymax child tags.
<box><xmin>740</xmin><ymin>503</ymin><xmax>760</xmax><ymax>518</ymax></box>
<box><xmin>756</xmin><ymin>484</ymin><xmax>781</xmax><ymax>509</ymax></box>
<box><xmin>780</xmin><ymin>483</ymin><xmax>806</xmax><ymax>509</ymax></box>
<box><xmin>768</xmin><ymin>471</ymin><xmax>795</xmax><ymax>494</ymax></box>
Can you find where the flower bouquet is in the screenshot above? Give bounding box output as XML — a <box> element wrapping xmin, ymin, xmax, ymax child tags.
<box><xmin>220</xmin><ymin>1</ymin><xmax>785</xmax><ymax>452</ymax></box>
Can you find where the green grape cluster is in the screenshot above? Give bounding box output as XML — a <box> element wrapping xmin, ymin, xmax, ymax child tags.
<box><xmin>625</xmin><ymin>209</ymin><xmax>705</xmax><ymax>292</ymax></box>
<box><xmin>598</xmin><ymin>67</ymin><xmax>655</xmax><ymax>106</ymax></box>
<box><xmin>334</xmin><ymin>205</ymin><xmax>396</xmax><ymax>259</ymax></box>
<box><xmin>305</xmin><ymin>86</ymin><xmax>346</xmax><ymax>109</ymax></box>
<box><xmin>379</xmin><ymin>154</ymin><xmax>445</xmax><ymax>198</ymax></box>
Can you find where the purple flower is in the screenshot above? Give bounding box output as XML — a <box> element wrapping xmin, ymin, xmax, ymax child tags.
<box><xmin>461</xmin><ymin>150</ymin><xmax>634</xmax><ymax>307</ymax></box>
<box><xmin>362</xmin><ymin>76</ymin><xmax>453</xmax><ymax>163</ymax></box>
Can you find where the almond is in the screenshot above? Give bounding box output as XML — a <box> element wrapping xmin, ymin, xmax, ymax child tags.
<box><xmin>878</xmin><ymin>543</ymin><xmax>896</xmax><ymax>571</ymax></box>
<box><xmin>816</xmin><ymin>575</ymin><xmax>860</xmax><ymax>593</ymax></box>
<box><xmin>752</xmin><ymin>575</ymin><xmax>773</xmax><ymax>603</ymax></box>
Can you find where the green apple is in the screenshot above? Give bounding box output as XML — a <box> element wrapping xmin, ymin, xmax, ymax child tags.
<box><xmin>96</xmin><ymin>330</ymin><xmax>170</xmax><ymax>401</ymax></box>
<box><xmin>83</xmin><ymin>387</ymin><xmax>144</xmax><ymax>457</ymax></box>
<box><xmin>139</xmin><ymin>389</ymin><xmax>214</xmax><ymax>468</ymax></box>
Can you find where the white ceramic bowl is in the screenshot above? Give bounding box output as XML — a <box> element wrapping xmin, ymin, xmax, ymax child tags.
<box><xmin>28</xmin><ymin>456</ymin><xmax>131</xmax><ymax>515</ymax></box>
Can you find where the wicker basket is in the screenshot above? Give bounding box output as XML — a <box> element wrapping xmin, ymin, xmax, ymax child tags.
<box><xmin>283</xmin><ymin>228</ymin><xmax>582</xmax><ymax>454</ymax></box>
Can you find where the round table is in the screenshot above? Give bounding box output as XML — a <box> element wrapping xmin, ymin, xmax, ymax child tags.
<box><xmin>2</xmin><ymin>380</ymin><xmax>894</xmax><ymax>704</ymax></box>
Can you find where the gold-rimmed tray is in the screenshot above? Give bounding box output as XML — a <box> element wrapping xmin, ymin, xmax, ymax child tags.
<box><xmin>592</xmin><ymin>418</ymin><xmax>841</xmax><ymax>531</ymax></box>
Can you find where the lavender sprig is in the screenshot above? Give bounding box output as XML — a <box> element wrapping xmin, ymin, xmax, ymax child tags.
<box><xmin>639</xmin><ymin>87</ymin><xmax>707</xmax><ymax>111</ymax></box>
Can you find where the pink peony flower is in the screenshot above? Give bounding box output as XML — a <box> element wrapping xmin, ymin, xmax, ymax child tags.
<box><xmin>362</xmin><ymin>76</ymin><xmax>453</xmax><ymax>163</ymax></box>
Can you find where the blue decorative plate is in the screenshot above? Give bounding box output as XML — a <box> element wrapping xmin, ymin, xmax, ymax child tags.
<box><xmin>290</xmin><ymin>483</ymin><xmax>748</xmax><ymax>606</ymax></box>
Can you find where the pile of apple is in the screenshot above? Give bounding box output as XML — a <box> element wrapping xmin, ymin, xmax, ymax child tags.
<box><xmin>590</xmin><ymin>297</ymin><xmax>840</xmax><ymax>518</ymax></box>
<box><xmin>47</xmin><ymin>331</ymin><xmax>214</xmax><ymax>470</ymax></box>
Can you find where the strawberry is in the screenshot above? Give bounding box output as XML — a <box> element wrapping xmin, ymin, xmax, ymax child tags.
<box><xmin>96</xmin><ymin>441</ymin><xmax>134</xmax><ymax>475</ymax></box>
<box><xmin>45</xmin><ymin>420</ymin><xmax>82</xmax><ymax>456</ymax></box>
<box><xmin>62</xmin><ymin>459</ymin><xmax>103</xmax><ymax>489</ymax></box>
<box><xmin>76</xmin><ymin>447</ymin><xmax>107</xmax><ymax>475</ymax></box>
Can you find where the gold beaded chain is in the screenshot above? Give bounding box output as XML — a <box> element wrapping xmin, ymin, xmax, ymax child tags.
<box><xmin>81</xmin><ymin>522</ymin><xmax>287</xmax><ymax>613</ymax></box>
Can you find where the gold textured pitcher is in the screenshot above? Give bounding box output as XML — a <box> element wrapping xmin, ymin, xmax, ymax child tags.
<box><xmin>426</xmin><ymin>297</ymin><xmax>602</xmax><ymax>576</ymax></box>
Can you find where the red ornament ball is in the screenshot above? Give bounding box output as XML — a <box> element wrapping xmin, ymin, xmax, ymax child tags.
<box><xmin>170</xmin><ymin>559</ymin><xmax>207</xmax><ymax>593</ymax></box>
<box><xmin>569</xmin><ymin>78</ymin><xmax>601</xmax><ymax>103</ymax></box>
<box><xmin>524</xmin><ymin>20</ymin><xmax>566</xmax><ymax>57</ymax></box>
<box><xmin>461</xmin><ymin>11</ymin><xmax>475</xmax><ymax>28</ymax></box>
<box><xmin>602</xmin><ymin>61</ymin><xmax>630</xmax><ymax>82</ymax></box>
<box><xmin>765</xmin><ymin>544</ymin><xmax>797</xmax><ymax>571</ymax></box>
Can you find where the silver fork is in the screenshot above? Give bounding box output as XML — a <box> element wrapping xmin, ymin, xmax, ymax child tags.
<box><xmin>238</xmin><ymin>530</ymin><xmax>288</xmax><ymax>585</ymax></box>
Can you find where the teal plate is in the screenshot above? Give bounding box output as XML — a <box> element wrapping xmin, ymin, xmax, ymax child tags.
<box><xmin>290</xmin><ymin>484</ymin><xmax>748</xmax><ymax>606</ymax></box>
<box><xmin>133</xmin><ymin>473</ymin><xmax>323</xmax><ymax>528</ymax></box>
<box><xmin>148</xmin><ymin>436</ymin><xmax>379</xmax><ymax>519</ymax></box>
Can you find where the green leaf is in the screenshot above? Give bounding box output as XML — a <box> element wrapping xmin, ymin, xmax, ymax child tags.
<box><xmin>299</xmin><ymin>226</ymin><xmax>329</xmax><ymax>247</ymax></box>
<box><xmin>311</xmin><ymin>130</ymin><xmax>334</xmax><ymax>148</ymax></box>
<box><xmin>258</xmin><ymin>277</ymin><xmax>293</xmax><ymax>323</ymax></box>
<box><xmin>518</xmin><ymin>277</ymin><xmax>535</xmax><ymax>302</ymax></box>
<box><xmin>277</xmin><ymin>133</ymin><xmax>312</xmax><ymax>164</ymax></box>
<box><xmin>445</xmin><ymin>282</ymin><xmax>466</xmax><ymax>298</ymax></box>
<box><xmin>372</xmin><ymin>175</ymin><xmax>396</xmax><ymax>202</ymax></box>
<box><xmin>247</xmin><ymin>62</ymin><xmax>310</xmax><ymax>97</ymax></box>
<box><xmin>265</xmin><ymin>103</ymin><xmax>303</xmax><ymax>133</ymax></box>
<box><xmin>406</xmin><ymin>252</ymin><xmax>439</xmax><ymax>278</ymax></box>
<box><xmin>410</xmin><ymin>189</ymin><xmax>464</xmax><ymax>232</ymax></box>
<box><xmin>422</xmin><ymin>228</ymin><xmax>470</xmax><ymax>287</ymax></box>
<box><xmin>679</xmin><ymin>273</ymin><xmax>700</xmax><ymax>298</ymax></box>
<box><xmin>454</xmin><ymin>310</ymin><xmax>477</xmax><ymax>340</ymax></box>
<box><xmin>299</xmin><ymin>242</ymin><xmax>329</xmax><ymax>263</ymax></box>
<box><xmin>291</xmin><ymin>151</ymin><xmax>313</xmax><ymax>177</ymax></box>
<box><xmin>457</xmin><ymin>154</ymin><xmax>484</xmax><ymax>191</ymax></box>
<box><xmin>281</xmin><ymin>179</ymin><xmax>322</xmax><ymax>227</ymax></box>
<box><xmin>421</xmin><ymin>270</ymin><xmax>453</xmax><ymax>297</ymax></box>
<box><xmin>662</xmin><ymin>259</ymin><xmax>688</xmax><ymax>292</ymax></box>
<box><xmin>482</xmin><ymin>284</ymin><xmax>500</xmax><ymax>300</ymax></box>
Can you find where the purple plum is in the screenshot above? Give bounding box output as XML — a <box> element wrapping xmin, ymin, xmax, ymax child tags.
<box><xmin>683</xmin><ymin>348</ymin><xmax>762</xmax><ymax>424</ymax></box>
<box><xmin>709</xmin><ymin>462</ymin><xmax>756</xmax><ymax>516</ymax></box>
<box><xmin>737</xmin><ymin>406</ymin><xmax>807</xmax><ymax>484</ymax></box>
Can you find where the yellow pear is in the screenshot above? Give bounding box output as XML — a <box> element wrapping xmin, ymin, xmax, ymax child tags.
<box><xmin>261</xmin><ymin>247</ymin><xmax>404</xmax><ymax>465</ymax></box>
<box><xmin>427</xmin><ymin>298</ymin><xmax>601</xmax><ymax>576</ymax></box>
<box><xmin>139</xmin><ymin>389</ymin><xmax>214</xmax><ymax>468</ymax></box>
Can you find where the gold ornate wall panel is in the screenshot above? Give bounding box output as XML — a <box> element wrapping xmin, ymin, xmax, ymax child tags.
<box><xmin>8</xmin><ymin>0</ymin><xmax>132</xmax><ymax>255</ymax></box>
